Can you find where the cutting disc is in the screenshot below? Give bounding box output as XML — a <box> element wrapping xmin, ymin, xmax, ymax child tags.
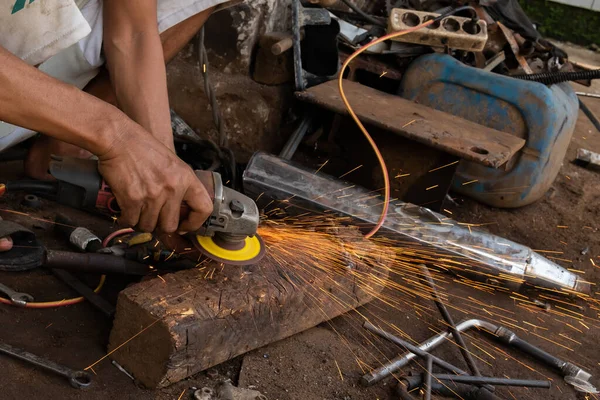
<box><xmin>194</xmin><ymin>234</ymin><xmax>266</xmax><ymax>265</ymax></box>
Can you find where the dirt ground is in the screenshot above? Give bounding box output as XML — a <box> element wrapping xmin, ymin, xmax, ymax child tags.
<box><xmin>0</xmin><ymin>42</ymin><xmax>599</xmax><ymax>400</ymax></box>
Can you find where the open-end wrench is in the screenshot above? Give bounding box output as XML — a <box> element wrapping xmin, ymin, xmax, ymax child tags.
<box><xmin>0</xmin><ymin>283</ymin><xmax>33</xmax><ymax>306</ymax></box>
<box><xmin>0</xmin><ymin>342</ymin><xmax>92</xmax><ymax>388</ymax></box>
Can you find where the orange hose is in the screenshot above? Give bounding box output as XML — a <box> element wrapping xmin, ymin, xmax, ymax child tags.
<box><xmin>0</xmin><ymin>275</ymin><xmax>106</xmax><ymax>309</ymax></box>
<box><xmin>338</xmin><ymin>20</ymin><xmax>434</xmax><ymax>238</ymax></box>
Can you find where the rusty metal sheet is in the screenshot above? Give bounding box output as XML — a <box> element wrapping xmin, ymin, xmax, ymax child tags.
<box><xmin>296</xmin><ymin>80</ymin><xmax>526</xmax><ymax>168</ymax></box>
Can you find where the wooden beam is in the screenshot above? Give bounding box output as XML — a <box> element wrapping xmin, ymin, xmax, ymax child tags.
<box><xmin>296</xmin><ymin>80</ymin><xmax>526</xmax><ymax>168</ymax></box>
<box><xmin>108</xmin><ymin>229</ymin><xmax>388</xmax><ymax>388</ymax></box>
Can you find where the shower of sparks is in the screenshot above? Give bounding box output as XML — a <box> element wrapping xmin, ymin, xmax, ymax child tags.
<box><xmin>3</xmin><ymin>206</ymin><xmax>598</xmax><ymax>398</ymax></box>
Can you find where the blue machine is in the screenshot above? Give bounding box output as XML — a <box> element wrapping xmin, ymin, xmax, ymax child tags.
<box><xmin>399</xmin><ymin>54</ymin><xmax>579</xmax><ymax>208</ymax></box>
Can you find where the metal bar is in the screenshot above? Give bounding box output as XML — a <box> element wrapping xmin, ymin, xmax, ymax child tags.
<box><xmin>361</xmin><ymin>319</ymin><xmax>494</xmax><ymax>385</ymax></box>
<box><xmin>579</xmin><ymin>99</ymin><xmax>600</xmax><ymax>133</ymax></box>
<box><xmin>421</xmin><ymin>266</ymin><xmax>482</xmax><ymax>377</ymax></box>
<box><xmin>363</xmin><ymin>321</ymin><xmax>469</xmax><ymax>378</ymax></box>
<box><xmin>280</xmin><ymin>114</ymin><xmax>313</xmax><ymax>160</ymax></box>
<box><xmin>433</xmin><ymin>374</ymin><xmax>551</xmax><ymax>388</ymax></box>
<box><xmin>576</xmin><ymin>92</ymin><xmax>600</xmax><ymax>99</ymax></box>
<box><xmin>424</xmin><ymin>355</ymin><xmax>433</xmax><ymax>400</ymax></box>
<box><xmin>51</xmin><ymin>269</ymin><xmax>115</xmax><ymax>318</ymax></box>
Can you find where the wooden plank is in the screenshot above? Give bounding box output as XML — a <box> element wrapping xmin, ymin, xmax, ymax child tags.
<box><xmin>296</xmin><ymin>80</ymin><xmax>526</xmax><ymax>168</ymax></box>
<box><xmin>108</xmin><ymin>228</ymin><xmax>388</xmax><ymax>388</ymax></box>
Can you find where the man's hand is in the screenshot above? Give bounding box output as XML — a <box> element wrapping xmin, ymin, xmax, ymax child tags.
<box><xmin>98</xmin><ymin>122</ymin><xmax>213</xmax><ymax>233</ymax></box>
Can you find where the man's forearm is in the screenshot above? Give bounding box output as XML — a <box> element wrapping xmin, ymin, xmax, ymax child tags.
<box><xmin>103</xmin><ymin>19</ymin><xmax>173</xmax><ymax>149</ymax></box>
<box><xmin>0</xmin><ymin>46</ymin><xmax>126</xmax><ymax>156</ymax></box>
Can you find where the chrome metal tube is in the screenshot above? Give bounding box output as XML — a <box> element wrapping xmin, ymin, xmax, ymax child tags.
<box><xmin>243</xmin><ymin>153</ymin><xmax>591</xmax><ymax>295</ymax></box>
<box><xmin>361</xmin><ymin>319</ymin><xmax>495</xmax><ymax>386</ymax></box>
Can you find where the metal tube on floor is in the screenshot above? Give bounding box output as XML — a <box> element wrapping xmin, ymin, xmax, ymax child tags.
<box><xmin>433</xmin><ymin>374</ymin><xmax>551</xmax><ymax>388</ymax></box>
<box><xmin>363</xmin><ymin>321</ymin><xmax>469</xmax><ymax>377</ymax></box>
<box><xmin>421</xmin><ymin>265</ymin><xmax>483</xmax><ymax>378</ymax></box>
<box><xmin>424</xmin><ymin>355</ymin><xmax>433</xmax><ymax>400</ymax></box>
<box><xmin>362</xmin><ymin>317</ymin><xmax>596</xmax><ymax>393</ymax></box>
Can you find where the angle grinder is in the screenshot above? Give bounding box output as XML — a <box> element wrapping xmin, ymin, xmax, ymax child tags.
<box><xmin>2</xmin><ymin>156</ymin><xmax>265</xmax><ymax>266</ymax></box>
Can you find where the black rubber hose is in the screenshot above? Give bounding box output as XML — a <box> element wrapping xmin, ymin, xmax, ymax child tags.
<box><xmin>512</xmin><ymin>69</ymin><xmax>600</xmax><ymax>85</ymax></box>
<box><xmin>5</xmin><ymin>181</ymin><xmax>58</xmax><ymax>194</ymax></box>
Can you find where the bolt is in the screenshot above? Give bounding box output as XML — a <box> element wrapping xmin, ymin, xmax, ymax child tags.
<box><xmin>230</xmin><ymin>200</ymin><xmax>245</xmax><ymax>213</ymax></box>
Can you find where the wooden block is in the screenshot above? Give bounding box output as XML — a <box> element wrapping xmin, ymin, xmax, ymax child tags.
<box><xmin>108</xmin><ymin>228</ymin><xmax>388</xmax><ymax>388</ymax></box>
<box><xmin>296</xmin><ymin>80</ymin><xmax>526</xmax><ymax>168</ymax></box>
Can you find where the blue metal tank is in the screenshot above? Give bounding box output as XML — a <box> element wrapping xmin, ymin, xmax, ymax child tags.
<box><xmin>399</xmin><ymin>54</ymin><xmax>579</xmax><ymax>208</ymax></box>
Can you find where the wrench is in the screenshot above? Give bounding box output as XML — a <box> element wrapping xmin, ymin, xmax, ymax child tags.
<box><xmin>0</xmin><ymin>342</ymin><xmax>92</xmax><ymax>388</ymax></box>
<box><xmin>0</xmin><ymin>283</ymin><xmax>33</xmax><ymax>307</ymax></box>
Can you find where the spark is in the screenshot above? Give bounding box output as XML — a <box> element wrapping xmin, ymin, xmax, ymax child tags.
<box><xmin>157</xmin><ymin>275</ymin><xmax>166</xmax><ymax>283</ymax></box>
<box><xmin>334</xmin><ymin>360</ymin><xmax>344</xmax><ymax>381</ymax></box>
<box><xmin>462</xmin><ymin>179</ymin><xmax>478</xmax><ymax>186</ymax></box>
<box><xmin>45</xmin><ymin>323</ymin><xmax>53</xmax><ymax>329</ymax></box>
<box><xmin>443</xmin><ymin>209</ymin><xmax>452</xmax><ymax>214</ymax></box>
<box><xmin>556</xmin><ymin>225</ymin><xmax>568</xmax><ymax>229</ymax></box>
<box><xmin>314</xmin><ymin>160</ymin><xmax>329</xmax><ymax>174</ymax></box>
<box><xmin>395</xmin><ymin>173</ymin><xmax>410</xmax><ymax>178</ymax></box>
<box><xmin>429</xmin><ymin>160</ymin><xmax>459</xmax><ymax>173</ymax></box>
<box><xmin>402</xmin><ymin>119</ymin><xmax>417</xmax><ymax>128</ymax></box>
<box><xmin>339</xmin><ymin>165</ymin><xmax>363</xmax><ymax>178</ymax></box>
<box><xmin>84</xmin><ymin>318</ymin><xmax>162</xmax><ymax>370</ymax></box>
<box><xmin>379</xmin><ymin>71</ymin><xmax>387</xmax><ymax>78</ymax></box>
<box><xmin>425</xmin><ymin>185</ymin><xmax>439</xmax><ymax>191</ymax></box>
<box><xmin>177</xmin><ymin>389</ymin><xmax>186</xmax><ymax>400</ymax></box>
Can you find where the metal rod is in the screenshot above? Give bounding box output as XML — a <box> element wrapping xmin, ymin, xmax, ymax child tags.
<box><xmin>579</xmin><ymin>99</ymin><xmax>600</xmax><ymax>133</ymax></box>
<box><xmin>576</xmin><ymin>92</ymin><xmax>600</xmax><ymax>99</ymax></box>
<box><xmin>280</xmin><ymin>114</ymin><xmax>313</xmax><ymax>160</ymax></box>
<box><xmin>363</xmin><ymin>321</ymin><xmax>469</xmax><ymax>378</ymax></box>
<box><xmin>421</xmin><ymin>266</ymin><xmax>482</xmax><ymax>377</ymax></box>
<box><xmin>361</xmin><ymin>319</ymin><xmax>495</xmax><ymax>386</ymax></box>
<box><xmin>433</xmin><ymin>374</ymin><xmax>551</xmax><ymax>388</ymax></box>
<box><xmin>424</xmin><ymin>355</ymin><xmax>433</xmax><ymax>400</ymax></box>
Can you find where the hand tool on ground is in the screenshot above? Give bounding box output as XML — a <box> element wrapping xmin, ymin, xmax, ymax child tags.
<box><xmin>51</xmin><ymin>269</ymin><xmax>115</xmax><ymax>318</ymax></box>
<box><xmin>420</xmin><ymin>266</ymin><xmax>485</xmax><ymax>380</ymax></box>
<box><xmin>0</xmin><ymin>283</ymin><xmax>33</xmax><ymax>307</ymax></box>
<box><xmin>2</xmin><ymin>156</ymin><xmax>265</xmax><ymax>266</ymax></box>
<box><xmin>362</xmin><ymin>318</ymin><xmax>597</xmax><ymax>393</ymax></box>
<box><xmin>0</xmin><ymin>341</ymin><xmax>92</xmax><ymax>388</ymax></box>
<box><xmin>362</xmin><ymin>321</ymin><xmax>496</xmax><ymax>397</ymax></box>
<box><xmin>397</xmin><ymin>375</ymin><xmax>503</xmax><ymax>400</ymax></box>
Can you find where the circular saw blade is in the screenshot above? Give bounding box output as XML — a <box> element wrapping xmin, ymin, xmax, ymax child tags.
<box><xmin>194</xmin><ymin>234</ymin><xmax>266</xmax><ymax>266</ymax></box>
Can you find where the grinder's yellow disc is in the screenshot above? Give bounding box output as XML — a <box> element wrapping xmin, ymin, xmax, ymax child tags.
<box><xmin>195</xmin><ymin>234</ymin><xmax>265</xmax><ymax>265</ymax></box>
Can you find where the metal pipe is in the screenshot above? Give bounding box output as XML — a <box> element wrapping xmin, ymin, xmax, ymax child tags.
<box><xmin>433</xmin><ymin>374</ymin><xmax>551</xmax><ymax>388</ymax></box>
<box><xmin>579</xmin><ymin>99</ymin><xmax>600</xmax><ymax>133</ymax></box>
<box><xmin>362</xmin><ymin>318</ymin><xmax>596</xmax><ymax>393</ymax></box>
<box><xmin>400</xmin><ymin>376</ymin><xmax>504</xmax><ymax>400</ymax></box>
<box><xmin>243</xmin><ymin>153</ymin><xmax>591</xmax><ymax>295</ymax></box>
<box><xmin>364</xmin><ymin>321</ymin><xmax>469</xmax><ymax>377</ymax></box>
<box><xmin>280</xmin><ymin>114</ymin><xmax>314</xmax><ymax>160</ymax></box>
<box><xmin>362</xmin><ymin>319</ymin><xmax>496</xmax><ymax>386</ymax></box>
<box><xmin>576</xmin><ymin>92</ymin><xmax>600</xmax><ymax>99</ymax></box>
<box><xmin>424</xmin><ymin>355</ymin><xmax>433</xmax><ymax>400</ymax></box>
<box><xmin>421</xmin><ymin>266</ymin><xmax>483</xmax><ymax>378</ymax></box>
